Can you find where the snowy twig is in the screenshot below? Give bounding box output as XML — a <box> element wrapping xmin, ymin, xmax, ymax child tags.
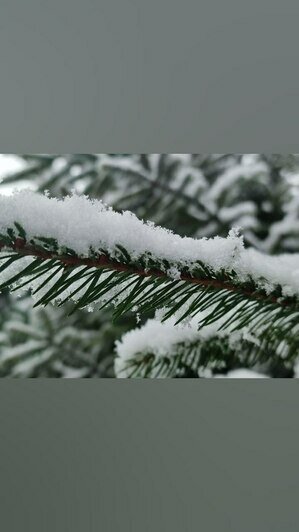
<box><xmin>0</xmin><ymin>192</ymin><xmax>298</xmax><ymax>356</ymax></box>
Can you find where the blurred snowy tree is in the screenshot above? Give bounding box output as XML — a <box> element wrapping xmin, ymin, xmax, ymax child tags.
<box><xmin>0</xmin><ymin>153</ymin><xmax>298</xmax><ymax>377</ymax></box>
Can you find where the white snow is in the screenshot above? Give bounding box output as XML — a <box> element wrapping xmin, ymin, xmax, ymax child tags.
<box><xmin>0</xmin><ymin>191</ymin><xmax>299</xmax><ymax>297</ymax></box>
<box><xmin>0</xmin><ymin>340</ymin><xmax>45</xmax><ymax>363</ymax></box>
<box><xmin>11</xmin><ymin>348</ymin><xmax>54</xmax><ymax>376</ymax></box>
<box><xmin>216</xmin><ymin>369</ymin><xmax>268</xmax><ymax>379</ymax></box>
<box><xmin>204</xmin><ymin>162</ymin><xmax>267</xmax><ymax>202</ymax></box>
<box><xmin>234</xmin><ymin>248</ymin><xmax>299</xmax><ymax>296</ymax></box>
<box><xmin>114</xmin><ymin>318</ymin><xmax>268</xmax><ymax>379</ymax></box>
<box><xmin>218</xmin><ymin>202</ymin><xmax>257</xmax><ymax>223</ymax></box>
<box><xmin>114</xmin><ymin>317</ymin><xmax>255</xmax><ymax>377</ymax></box>
<box><xmin>0</xmin><ymin>155</ymin><xmax>32</xmax><ymax>196</ymax></box>
<box><xmin>0</xmin><ymin>191</ymin><xmax>243</xmax><ymax>272</ymax></box>
<box><xmin>115</xmin><ymin>318</ymin><xmax>202</xmax><ymax>363</ymax></box>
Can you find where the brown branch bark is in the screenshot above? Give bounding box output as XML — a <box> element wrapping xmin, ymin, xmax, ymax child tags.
<box><xmin>0</xmin><ymin>238</ymin><xmax>295</xmax><ymax>308</ymax></box>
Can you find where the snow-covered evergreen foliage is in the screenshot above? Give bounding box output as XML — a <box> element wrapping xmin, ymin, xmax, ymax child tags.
<box><xmin>0</xmin><ymin>153</ymin><xmax>298</xmax><ymax>378</ymax></box>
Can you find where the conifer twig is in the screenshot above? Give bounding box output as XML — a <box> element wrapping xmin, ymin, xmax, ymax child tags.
<box><xmin>0</xmin><ymin>238</ymin><xmax>295</xmax><ymax>308</ymax></box>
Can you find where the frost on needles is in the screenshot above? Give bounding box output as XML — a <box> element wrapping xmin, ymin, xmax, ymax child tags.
<box><xmin>0</xmin><ymin>191</ymin><xmax>298</xmax><ymax>364</ymax></box>
<box><xmin>115</xmin><ymin>318</ymin><xmax>269</xmax><ymax>378</ymax></box>
<box><xmin>0</xmin><ymin>191</ymin><xmax>243</xmax><ymax>272</ymax></box>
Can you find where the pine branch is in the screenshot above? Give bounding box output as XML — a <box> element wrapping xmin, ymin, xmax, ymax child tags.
<box><xmin>0</xmin><ymin>237</ymin><xmax>294</xmax><ymax>309</ymax></box>
<box><xmin>0</xmin><ymin>157</ymin><xmax>53</xmax><ymax>184</ymax></box>
<box><xmin>0</xmin><ymin>293</ymin><xmax>110</xmax><ymax>377</ymax></box>
<box><xmin>2</xmin><ymin>154</ymin><xmax>297</xmax><ymax>251</ymax></box>
<box><xmin>0</xmin><ymin>192</ymin><xmax>298</xmax><ymax>357</ymax></box>
<box><xmin>114</xmin><ymin>318</ymin><xmax>272</xmax><ymax>378</ymax></box>
<box><xmin>0</xmin><ymin>154</ymin><xmax>215</xmax><ymax>234</ymax></box>
<box><xmin>99</xmin><ymin>155</ymin><xmax>212</xmax><ymax>216</ymax></box>
<box><xmin>0</xmin><ymin>155</ymin><xmax>299</xmax><ymax>379</ymax></box>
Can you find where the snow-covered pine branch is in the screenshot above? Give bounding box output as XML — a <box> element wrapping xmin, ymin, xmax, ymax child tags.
<box><xmin>115</xmin><ymin>318</ymin><xmax>268</xmax><ymax>378</ymax></box>
<box><xmin>2</xmin><ymin>154</ymin><xmax>298</xmax><ymax>253</ymax></box>
<box><xmin>0</xmin><ymin>191</ymin><xmax>298</xmax><ymax>358</ymax></box>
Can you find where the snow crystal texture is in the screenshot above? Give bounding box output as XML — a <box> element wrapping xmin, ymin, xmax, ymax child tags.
<box><xmin>0</xmin><ymin>191</ymin><xmax>242</xmax><ymax>271</ymax></box>
<box><xmin>0</xmin><ymin>191</ymin><xmax>299</xmax><ymax>296</ymax></box>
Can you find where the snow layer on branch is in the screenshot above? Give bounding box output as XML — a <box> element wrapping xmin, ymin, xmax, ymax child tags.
<box><xmin>235</xmin><ymin>248</ymin><xmax>299</xmax><ymax>296</ymax></box>
<box><xmin>114</xmin><ymin>318</ymin><xmax>266</xmax><ymax>378</ymax></box>
<box><xmin>116</xmin><ymin>319</ymin><xmax>203</xmax><ymax>363</ymax></box>
<box><xmin>0</xmin><ymin>191</ymin><xmax>242</xmax><ymax>272</ymax></box>
<box><xmin>115</xmin><ymin>317</ymin><xmax>250</xmax><ymax>377</ymax></box>
<box><xmin>204</xmin><ymin>161</ymin><xmax>267</xmax><ymax>202</ymax></box>
<box><xmin>0</xmin><ymin>191</ymin><xmax>299</xmax><ymax>297</ymax></box>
